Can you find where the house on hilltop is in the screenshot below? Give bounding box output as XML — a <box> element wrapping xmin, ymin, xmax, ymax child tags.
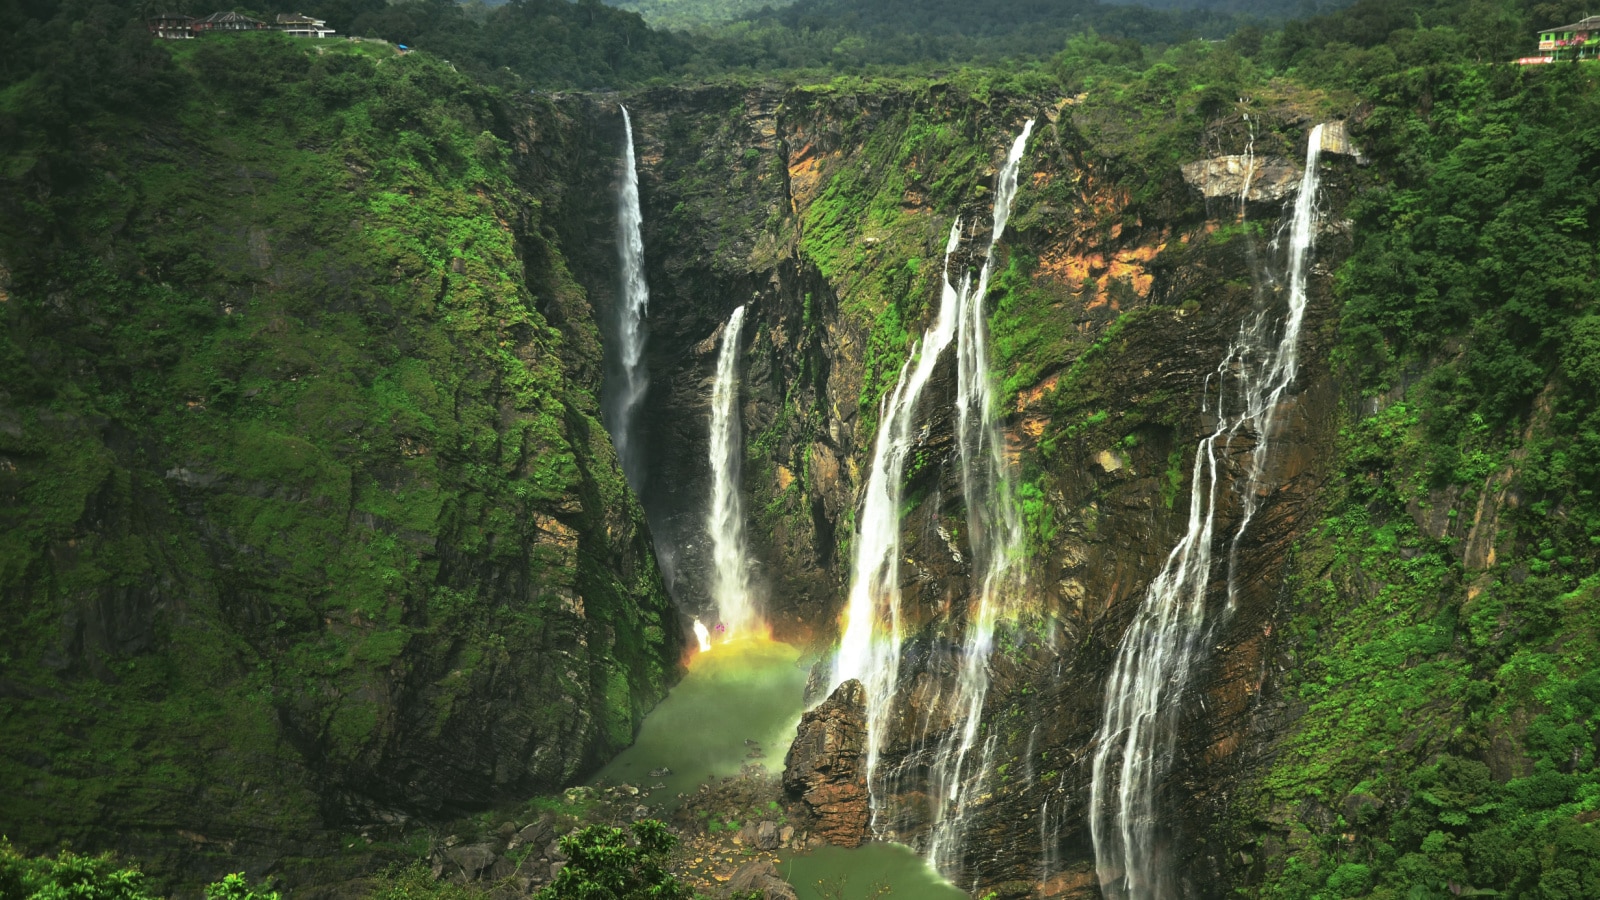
<box><xmin>147</xmin><ymin>13</ymin><xmax>195</xmax><ymax>39</ymax></box>
<box><xmin>192</xmin><ymin>11</ymin><xmax>268</xmax><ymax>32</ymax></box>
<box><xmin>276</xmin><ymin>14</ymin><xmax>336</xmax><ymax>38</ymax></box>
<box><xmin>147</xmin><ymin>10</ymin><xmax>340</xmax><ymax>40</ymax></box>
<box><xmin>1535</xmin><ymin>16</ymin><xmax>1600</xmax><ymax>61</ymax></box>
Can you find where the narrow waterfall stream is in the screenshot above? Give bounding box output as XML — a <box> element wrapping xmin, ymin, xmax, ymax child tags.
<box><xmin>707</xmin><ymin>305</ymin><xmax>760</xmax><ymax>640</ymax></box>
<box><xmin>1089</xmin><ymin>123</ymin><xmax>1328</xmax><ymax>900</ymax></box>
<box><xmin>605</xmin><ymin>105</ymin><xmax>651</xmax><ymax>490</ymax></box>
<box><xmin>925</xmin><ymin>119</ymin><xmax>1034</xmax><ymax>878</ymax></box>
<box><xmin>830</xmin><ymin>121</ymin><xmax>1035</xmax><ymax>878</ymax></box>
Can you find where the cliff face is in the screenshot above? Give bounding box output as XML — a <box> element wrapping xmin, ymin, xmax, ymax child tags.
<box><xmin>588</xmin><ymin>65</ymin><xmax>1600</xmax><ymax>900</ymax></box>
<box><xmin>0</xmin><ymin>37</ymin><xmax>680</xmax><ymax>890</ymax></box>
<box><xmin>538</xmin><ymin>78</ymin><xmax>1362</xmax><ymax>896</ymax></box>
<box><xmin>7</xmin><ymin>33</ymin><xmax>1595</xmax><ymax>900</ymax></box>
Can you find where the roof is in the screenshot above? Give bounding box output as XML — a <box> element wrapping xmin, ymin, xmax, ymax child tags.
<box><xmin>1542</xmin><ymin>15</ymin><xmax>1600</xmax><ymax>33</ymax></box>
<box><xmin>276</xmin><ymin>13</ymin><xmax>326</xmax><ymax>25</ymax></box>
<box><xmin>198</xmin><ymin>11</ymin><xmax>264</xmax><ymax>25</ymax></box>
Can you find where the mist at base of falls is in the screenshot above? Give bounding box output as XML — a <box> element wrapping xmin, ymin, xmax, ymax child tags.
<box><xmin>592</xmin><ymin>637</ymin><xmax>807</xmax><ymax>807</ymax></box>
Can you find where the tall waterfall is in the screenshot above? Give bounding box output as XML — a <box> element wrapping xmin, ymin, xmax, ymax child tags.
<box><xmin>1089</xmin><ymin>123</ymin><xmax>1327</xmax><ymax>900</ymax></box>
<box><xmin>831</xmin><ymin>121</ymin><xmax>1034</xmax><ymax>869</ymax></box>
<box><xmin>605</xmin><ymin>106</ymin><xmax>650</xmax><ymax>489</ymax></box>
<box><xmin>926</xmin><ymin>119</ymin><xmax>1034</xmax><ymax>876</ymax></box>
<box><xmin>707</xmin><ymin>305</ymin><xmax>758</xmax><ymax>640</ymax></box>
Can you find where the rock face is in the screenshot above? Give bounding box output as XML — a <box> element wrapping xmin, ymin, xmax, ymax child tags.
<box><xmin>783</xmin><ymin>680</ymin><xmax>870</xmax><ymax>848</ymax></box>
<box><xmin>1180</xmin><ymin>155</ymin><xmax>1300</xmax><ymax>201</ymax></box>
<box><xmin>558</xmin><ymin>85</ymin><xmax>1361</xmax><ymax>897</ymax></box>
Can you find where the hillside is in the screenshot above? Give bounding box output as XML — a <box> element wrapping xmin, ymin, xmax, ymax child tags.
<box><xmin>0</xmin><ymin>32</ymin><xmax>679</xmax><ymax>888</ymax></box>
<box><xmin>2</xmin><ymin>0</ymin><xmax>1600</xmax><ymax>898</ymax></box>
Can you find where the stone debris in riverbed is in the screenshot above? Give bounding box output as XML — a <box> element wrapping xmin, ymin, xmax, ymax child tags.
<box><xmin>404</xmin><ymin>763</ymin><xmax>811</xmax><ymax>898</ymax></box>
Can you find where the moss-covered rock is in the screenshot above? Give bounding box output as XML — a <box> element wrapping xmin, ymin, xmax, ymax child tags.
<box><xmin>0</xmin><ymin>33</ymin><xmax>680</xmax><ymax>891</ymax></box>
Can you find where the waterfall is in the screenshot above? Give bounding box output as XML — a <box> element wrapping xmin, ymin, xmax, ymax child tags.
<box><xmin>707</xmin><ymin>305</ymin><xmax>758</xmax><ymax>640</ymax></box>
<box><xmin>605</xmin><ymin>106</ymin><xmax>650</xmax><ymax>490</ymax></box>
<box><xmin>831</xmin><ymin>121</ymin><xmax>1034</xmax><ymax>869</ymax></box>
<box><xmin>1088</xmin><ymin>123</ymin><xmax>1327</xmax><ymax>899</ymax></box>
<box><xmin>925</xmin><ymin>119</ymin><xmax>1034</xmax><ymax>876</ymax></box>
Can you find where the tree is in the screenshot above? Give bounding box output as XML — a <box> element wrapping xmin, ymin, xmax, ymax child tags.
<box><xmin>532</xmin><ymin>820</ymin><xmax>693</xmax><ymax>900</ymax></box>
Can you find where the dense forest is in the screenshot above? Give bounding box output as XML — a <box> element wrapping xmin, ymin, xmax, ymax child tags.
<box><xmin>4</xmin><ymin>0</ymin><xmax>1600</xmax><ymax>897</ymax></box>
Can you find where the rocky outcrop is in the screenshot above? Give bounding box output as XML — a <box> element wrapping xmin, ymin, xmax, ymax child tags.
<box><xmin>725</xmin><ymin>859</ymin><xmax>799</xmax><ymax>900</ymax></box>
<box><xmin>1181</xmin><ymin>155</ymin><xmax>1300</xmax><ymax>201</ymax></box>
<box><xmin>783</xmin><ymin>680</ymin><xmax>869</xmax><ymax>848</ymax></box>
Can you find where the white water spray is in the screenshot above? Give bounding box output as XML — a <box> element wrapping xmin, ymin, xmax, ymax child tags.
<box><xmin>606</xmin><ymin>106</ymin><xmax>651</xmax><ymax>488</ymax></box>
<box><xmin>707</xmin><ymin>305</ymin><xmax>759</xmax><ymax>640</ymax></box>
<box><xmin>1088</xmin><ymin>124</ymin><xmax>1326</xmax><ymax>899</ymax></box>
<box><xmin>925</xmin><ymin>120</ymin><xmax>1034</xmax><ymax>876</ymax></box>
<box><xmin>693</xmin><ymin>618</ymin><xmax>712</xmax><ymax>653</ymax></box>
<box><xmin>831</xmin><ymin>121</ymin><xmax>1034</xmax><ymax>873</ymax></box>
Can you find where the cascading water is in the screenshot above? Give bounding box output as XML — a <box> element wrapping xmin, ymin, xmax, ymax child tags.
<box><xmin>1088</xmin><ymin>123</ymin><xmax>1327</xmax><ymax>900</ymax></box>
<box><xmin>706</xmin><ymin>305</ymin><xmax>759</xmax><ymax>640</ymax></box>
<box><xmin>925</xmin><ymin>120</ymin><xmax>1034</xmax><ymax>877</ymax></box>
<box><xmin>831</xmin><ymin>121</ymin><xmax>1035</xmax><ymax>874</ymax></box>
<box><xmin>831</xmin><ymin>220</ymin><xmax>964</xmax><ymax>815</ymax></box>
<box><xmin>605</xmin><ymin>106</ymin><xmax>651</xmax><ymax>490</ymax></box>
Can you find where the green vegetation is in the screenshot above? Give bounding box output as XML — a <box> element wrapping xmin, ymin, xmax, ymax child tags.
<box><xmin>0</xmin><ymin>26</ymin><xmax>675</xmax><ymax>887</ymax></box>
<box><xmin>6</xmin><ymin>0</ymin><xmax>1600</xmax><ymax>896</ymax></box>
<box><xmin>0</xmin><ymin>841</ymin><xmax>280</xmax><ymax>900</ymax></box>
<box><xmin>533</xmin><ymin>821</ymin><xmax>692</xmax><ymax>900</ymax></box>
<box><xmin>1240</xmin><ymin>59</ymin><xmax>1600</xmax><ymax>898</ymax></box>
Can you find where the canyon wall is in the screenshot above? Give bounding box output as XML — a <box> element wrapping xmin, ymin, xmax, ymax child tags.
<box><xmin>0</xmin><ymin>45</ymin><xmax>682</xmax><ymax>892</ymax></box>
<box><xmin>531</xmin><ymin>82</ymin><xmax>1363</xmax><ymax>896</ymax></box>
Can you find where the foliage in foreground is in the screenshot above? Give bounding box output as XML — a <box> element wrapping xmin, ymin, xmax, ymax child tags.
<box><xmin>0</xmin><ymin>839</ymin><xmax>279</xmax><ymax>900</ymax></box>
<box><xmin>533</xmin><ymin>820</ymin><xmax>693</xmax><ymax>900</ymax></box>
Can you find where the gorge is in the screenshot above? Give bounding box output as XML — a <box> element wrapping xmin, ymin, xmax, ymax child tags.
<box><xmin>4</xmin><ymin>9</ymin><xmax>1600</xmax><ymax>900</ymax></box>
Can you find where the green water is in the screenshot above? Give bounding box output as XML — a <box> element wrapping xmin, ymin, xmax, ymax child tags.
<box><xmin>598</xmin><ymin>638</ymin><xmax>968</xmax><ymax>897</ymax></box>
<box><xmin>592</xmin><ymin>637</ymin><xmax>809</xmax><ymax>805</ymax></box>
<box><xmin>778</xmin><ymin>842</ymin><xmax>969</xmax><ymax>900</ymax></box>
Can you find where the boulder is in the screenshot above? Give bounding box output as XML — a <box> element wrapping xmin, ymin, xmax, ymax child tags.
<box><xmin>755</xmin><ymin>820</ymin><xmax>780</xmax><ymax>851</ymax></box>
<box><xmin>510</xmin><ymin>820</ymin><xmax>553</xmax><ymax>851</ymax></box>
<box><xmin>444</xmin><ymin>842</ymin><xmax>498</xmax><ymax>879</ymax></box>
<box><xmin>725</xmin><ymin>859</ymin><xmax>799</xmax><ymax>900</ymax></box>
<box><xmin>782</xmin><ymin>679</ymin><xmax>869</xmax><ymax>848</ymax></box>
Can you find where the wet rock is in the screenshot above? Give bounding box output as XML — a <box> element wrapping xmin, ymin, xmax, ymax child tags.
<box><xmin>756</xmin><ymin>820</ymin><xmax>780</xmax><ymax>851</ymax></box>
<box><xmin>782</xmin><ymin>679</ymin><xmax>869</xmax><ymax>848</ymax></box>
<box><xmin>1180</xmin><ymin>155</ymin><xmax>1299</xmax><ymax>201</ymax></box>
<box><xmin>1317</xmin><ymin>120</ymin><xmax>1365</xmax><ymax>160</ymax></box>
<box><xmin>444</xmin><ymin>842</ymin><xmax>498</xmax><ymax>879</ymax></box>
<box><xmin>725</xmin><ymin>859</ymin><xmax>799</xmax><ymax>900</ymax></box>
<box><xmin>802</xmin><ymin>658</ymin><xmax>830</xmax><ymax>706</ymax></box>
<box><xmin>778</xmin><ymin>824</ymin><xmax>795</xmax><ymax>847</ymax></box>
